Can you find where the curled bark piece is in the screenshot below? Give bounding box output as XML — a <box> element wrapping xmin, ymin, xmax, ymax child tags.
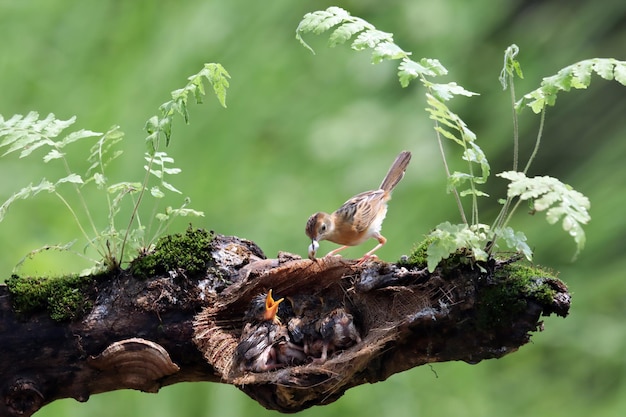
<box><xmin>89</xmin><ymin>338</ymin><xmax>180</xmax><ymax>393</ymax></box>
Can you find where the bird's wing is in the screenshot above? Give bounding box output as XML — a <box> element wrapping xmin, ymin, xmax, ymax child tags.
<box><xmin>237</xmin><ymin>324</ymin><xmax>273</xmax><ymax>361</ymax></box>
<box><xmin>334</xmin><ymin>189</ymin><xmax>386</xmax><ymax>233</ymax></box>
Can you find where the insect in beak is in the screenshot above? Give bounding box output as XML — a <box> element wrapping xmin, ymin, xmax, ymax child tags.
<box><xmin>308</xmin><ymin>240</ymin><xmax>319</xmax><ymax>260</ymax></box>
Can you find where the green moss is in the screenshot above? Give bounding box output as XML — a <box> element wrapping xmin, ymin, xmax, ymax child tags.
<box><xmin>398</xmin><ymin>237</ymin><xmax>433</xmax><ymax>268</ymax></box>
<box><xmin>476</xmin><ymin>263</ymin><xmax>558</xmax><ymax>330</ymax></box>
<box><xmin>6</xmin><ymin>273</ymin><xmax>94</xmax><ymax>321</ymax></box>
<box><xmin>398</xmin><ymin>237</ymin><xmax>478</xmax><ymax>273</ymax></box>
<box><xmin>130</xmin><ymin>226</ymin><xmax>214</xmax><ymax>279</ymax></box>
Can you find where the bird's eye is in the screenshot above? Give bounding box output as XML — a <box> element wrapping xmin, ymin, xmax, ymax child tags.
<box><xmin>319</xmin><ymin>224</ymin><xmax>327</xmax><ymax>233</ymax></box>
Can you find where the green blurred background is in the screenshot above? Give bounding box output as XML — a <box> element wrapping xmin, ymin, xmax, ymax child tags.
<box><xmin>1</xmin><ymin>0</ymin><xmax>625</xmax><ymax>416</ymax></box>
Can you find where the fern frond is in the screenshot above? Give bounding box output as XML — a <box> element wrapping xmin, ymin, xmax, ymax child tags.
<box><xmin>498</xmin><ymin>171</ymin><xmax>590</xmax><ymax>256</ymax></box>
<box><xmin>518</xmin><ymin>58</ymin><xmax>626</xmax><ymax>113</ymax></box>
<box><xmin>0</xmin><ymin>179</ymin><xmax>56</xmax><ymax>222</ymax></box>
<box><xmin>148</xmin><ymin>63</ymin><xmax>230</xmax><ymax>148</ymax></box>
<box><xmin>143</xmin><ymin>151</ymin><xmax>182</xmax><ymax>195</ymax></box>
<box><xmin>426</xmin><ymin>94</ymin><xmax>489</xmax><ymax>200</ymax></box>
<box><xmin>0</xmin><ymin>112</ymin><xmax>101</xmax><ymax>160</ymax></box>
<box><xmin>426</xmin><ymin>222</ymin><xmax>490</xmax><ymax>272</ymax></box>
<box><xmin>85</xmin><ymin>126</ymin><xmax>125</xmax><ymax>184</ymax></box>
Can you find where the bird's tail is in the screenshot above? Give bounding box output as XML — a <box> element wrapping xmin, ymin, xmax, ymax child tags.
<box><xmin>379</xmin><ymin>151</ymin><xmax>412</xmax><ymax>192</ymax></box>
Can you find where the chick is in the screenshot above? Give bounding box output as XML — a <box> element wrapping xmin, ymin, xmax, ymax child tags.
<box><xmin>285</xmin><ymin>295</ymin><xmax>323</xmax><ymax>355</ymax></box>
<box><xmin>235</xmin><ymin>290</ymin><xmax>292</xmax><ymax>372</ymax></box>
<box><xmin>235</xmin><ymin>290</ymin><xmax>284</xmax><ymax>372</ymax></box>
<box><xmin>286</xmin><ymin>295</ymin><xmax>362</xmax><ymax>364</ymax></box>
<box><xmin>314</xmin><ymin>307</ymin><xmax>361</xmax><ymax>363</ymax></box>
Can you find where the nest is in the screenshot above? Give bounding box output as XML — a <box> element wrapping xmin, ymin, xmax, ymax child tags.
<box><xmin>193</xmin><ymin>253</ymin><xmax>568</xmax><ymax>412</ymax></box>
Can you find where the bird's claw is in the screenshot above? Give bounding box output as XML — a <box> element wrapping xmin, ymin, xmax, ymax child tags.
<box><xmin>356</xmin><ymin>254</ymin><xmax>378</xmax><ymax>265</ymax></box>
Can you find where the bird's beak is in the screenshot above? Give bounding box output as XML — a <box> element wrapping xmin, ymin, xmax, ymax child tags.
<box><xmin>264</xmin><ymin>289</ymin><xmax>284</xmax><ymax>322</ymax></box>
<box><xmin>308</xmin><ymin>240</ymin><xmax>319</xmax><ymax>260</ymax></box>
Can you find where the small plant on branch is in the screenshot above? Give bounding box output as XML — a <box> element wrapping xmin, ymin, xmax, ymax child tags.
<box><xmin>0</xmin><ymin>63</ymin><xmax>230</xmax><ymax>273</ymax></box>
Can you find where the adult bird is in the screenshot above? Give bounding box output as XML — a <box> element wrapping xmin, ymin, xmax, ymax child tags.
<box><xmin>306</xmin><ymin>150</ymin><xmax>411</xmax><ymax>262</ymax></box>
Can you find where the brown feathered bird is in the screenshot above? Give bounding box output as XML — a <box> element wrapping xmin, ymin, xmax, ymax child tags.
<box><xmin>306</xmin><ymin>151</ymin><xmax>411</xmax><ymax>261</ymax></box>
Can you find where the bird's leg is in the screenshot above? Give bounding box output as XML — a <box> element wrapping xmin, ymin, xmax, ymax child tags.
<box><xmin>311</xmin><ymin>344</ymin><xmax>329</xmax><ymax>365</ymax></box>
<box><xmin>356</xmin><ymin>235</ymin><xmax>387</xmax><ymax>264</ymax></box>
<box><xmin>325</xmin><ymin>245</ymin><xmax>349</xmax><ymax>258</ymax></box>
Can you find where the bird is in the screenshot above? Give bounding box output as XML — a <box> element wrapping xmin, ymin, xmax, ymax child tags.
<box><xmin>305</xmin><ymin>150</ymin><xmax>411</xmax><ymax>261</ymax></box>
<box><xmin>234</xmin><ymin>290</ymin><xmax>305</xmax><ymax>372</ymax></box>
<box><xmin>285</xmin><ymin>295</ymin><xmax>361</xmax><ymax>364</ymax></box>
<box><xmin>314</xmin><ymin>307</ymin><xmax>361</xmax><ymax>363</ymax></box>
<box><xmin>284</xmin><ymin>295</ymin><xmax>323</xmax><ymax>356</ymax></box>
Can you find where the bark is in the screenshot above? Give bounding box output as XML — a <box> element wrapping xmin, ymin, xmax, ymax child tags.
<box><xmin>0</xmin><ymin>233</ymin><xmax>570</xmax><ymax>416</ymax></box>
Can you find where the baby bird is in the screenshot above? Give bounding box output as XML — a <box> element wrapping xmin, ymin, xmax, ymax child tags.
<box><xmin>314</xmin><ymin>308</ymin><xmax>361</xmax><ymax>363</ymax></box>
<box><xmin>285</xmin><ymin>295</ymin><xmax>361</xmax><ymax>364</ymax></box>
<box><xmin>285</xmin><ymin>295</ymin><xmax>323</xmax><ymax>356</ymax></box>
<box><xmin>306</xmin><ymin>151</ymin><xmax>411</xmax><ymax>261</ymax></box>
<box><xmin>235</xmin><ymin>290</ymin><xmax>303</xmax><ymax>372</ymax></box>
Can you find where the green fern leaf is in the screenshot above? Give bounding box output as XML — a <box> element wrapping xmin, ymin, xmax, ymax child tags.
<box><xmin>203</xmin><ymin>63</ymin><xmax>231</xmax><ymax>108</ymax></box>
<box><xmin>495</xmin><ymin>226</ymin><xmax>533</xmax><ymax>260</ymax></box>
<box><xmin>352</xmin><ymin>29</ymin><xmax>393</xmax><ymax>50</ymax></box>
<box><xmin>85</xmin><ymin>126</ymin><xmax>124</xmax><ymax>183</ymax></box>
<box><xmin>426</xmin><ymin>222</ymin><xmax>490</xmax><ymax>272</ymax></box>
<box><xmin>302</xmin><ymin>7</ymin><xmax>348</xmax><ymax>35</ymax></box>
<box><xmin>371</xmin><ymin>41</ymin><xmax>407</xmax><ymax>63</ymax></box>
<box><xmin>429</xmin><ymin>82</ymin><xmax>479</xmax><ymax>101</ymax></box>
<box><xmin>571</xmin><ymin>60</ymin><xmax>594</xmax><ymax>87</ymax></box>
<box><xmin>499</xmin><ymin>44</ymin><xmax>524</xmax><ymax>89</ymax></box>
<box><xmin>57</xmin><ymin>174</ymin><xmax>83</xmax><ymax>185</ymax></box>
<box><xmin>329</xmin><ymin>20</ymin><xmax>372</xmax><ymax>47</ymax></box>
<box><xmin>0</xmin><ymin>112</ymin><xmax>78</xmax><ymax>157</ymax></box>
<box><xmin>498</xmin><ymin>171</ymin><xmax>590</xmax><ymax>256</ymax></box>
<box><xmin>156</xmin><ymin>206</ymin><xmax>204</xmax><ymax>222</ymax></box>
<box><xmin>44</xmin><ymin>149</ymin><xmax>65</xmax><ymax>163</ymax></box>
<box><xmin>309</xmin><ymin>7</ymin><xmax>350</xmax><ymax>35</ymax></box>
<box><xmin>150</xmin><ymin>186</ymin><xmax>165</xmax><ymax>198</ymax></box>
<box><xmin>614</xmin><ymin>62</ymin><xmax>626</xmax><ymax>85</ymax></box>
<box><xmin>57</xmin><ymin>129</ymin><xmax>102</xmax><ymax>149</ymax></box>
<box><xmin>0</xmin><ymin>179</ymin><xmax>55</xmax><ymax>222</ymax></box>
<box><xmin>107</xmin><ymin>182</ymin><xmax>142</xmax><ymax>195</ymax></box>
<box><xmin>519</xmin><ymin>58</ymin><xmax>626</xmax><ymax>113</ymax></box>
<box><xmin>161</xmin><ymin>181</ymin><xmax>182</xmax><ymax>194</ymax></box>
<box><xmin>592</xmin><ymin>60</ymin><xmax>614</xmax><ymax>80</ymax></box>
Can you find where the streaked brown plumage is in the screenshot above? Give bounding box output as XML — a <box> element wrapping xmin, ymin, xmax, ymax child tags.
<box><xmin>305</xmin><ymin>151</ymin><xmax>411</xmax><ymax>261</ymax></box>
<box><xmin>235</xmin><ymin>290</ymin><xmax>305</xmax><ymax>372</ymax></box>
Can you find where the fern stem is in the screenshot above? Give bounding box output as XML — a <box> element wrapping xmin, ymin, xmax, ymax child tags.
<box><xmin>119</xmin><ymin>138</ymin><xmax>161</xmax><ymax>264</ymax></box>
<box><xmin>510</xmin><ymin>76</ymin><xmax>519</xmax><ymax>172</ymax></box>
<box><xmin>490</xmin><ymin>71</ymin><xmax>521</xmax><ymax>236</ymax></box>
<box><xmin>501</xmin><ymin>197</ymin><xmax>524</xmax><ymax>231</ymax></box>
<box><xmin>54</xmin><ymin>191</ymin><xmax>103</xmax><ymax>258</ymax></box>
<box><xmin>523</xmin><ymin>106</ymin><xmax>546</xmax><ymax>174</ymax></box>
<box><xmin>119</xmin><ymin>146</ymin><xmax>157</xmax><ymax>264</ymax></box>
<box><xmin>61</xmin><ymin>156</ymin><xmax>100</xmax><ymax>239</ymax></box>
<box><xmin>97</xmin><ymin>134</ymin><xmax>117</xmax><ymax>257</ymax></box>
<box><xmin>490</xmin><ymin>108</ymin><xmax>546</xmax><ymax>252</ymax></box>
<box><xmin>434</xmin><ymin>121</ymin><xmax>468</xmax><ymax>225</ymax></box>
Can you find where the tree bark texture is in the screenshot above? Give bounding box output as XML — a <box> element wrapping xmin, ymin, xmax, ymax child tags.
<box><xmin>0</xmin><ymin>232</ymin><xmax>570</xmax><ymax>416</ymax></box>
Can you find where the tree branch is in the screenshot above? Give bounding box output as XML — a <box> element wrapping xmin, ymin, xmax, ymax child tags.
<box><xmin>0</xmin><ymin>232</ymin><xmax>570</xmax><ymax>416</ymax></box>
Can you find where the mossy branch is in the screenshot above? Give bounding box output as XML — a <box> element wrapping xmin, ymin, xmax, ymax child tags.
<box><xmin>0</xmin><ymin>230</ymin><xmax>569</xmax><ymax>416</ymax></box>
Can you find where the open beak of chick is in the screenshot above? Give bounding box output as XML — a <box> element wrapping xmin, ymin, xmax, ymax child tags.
<box><xmin>308</xmin><ymin>239</ymin><xmax>320</xmax><ymax>260</ymax></box>
<box><xmin>263</xmin><ymin>289</ymin><xmax>284</xmax><ymax>322</ymax></box>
